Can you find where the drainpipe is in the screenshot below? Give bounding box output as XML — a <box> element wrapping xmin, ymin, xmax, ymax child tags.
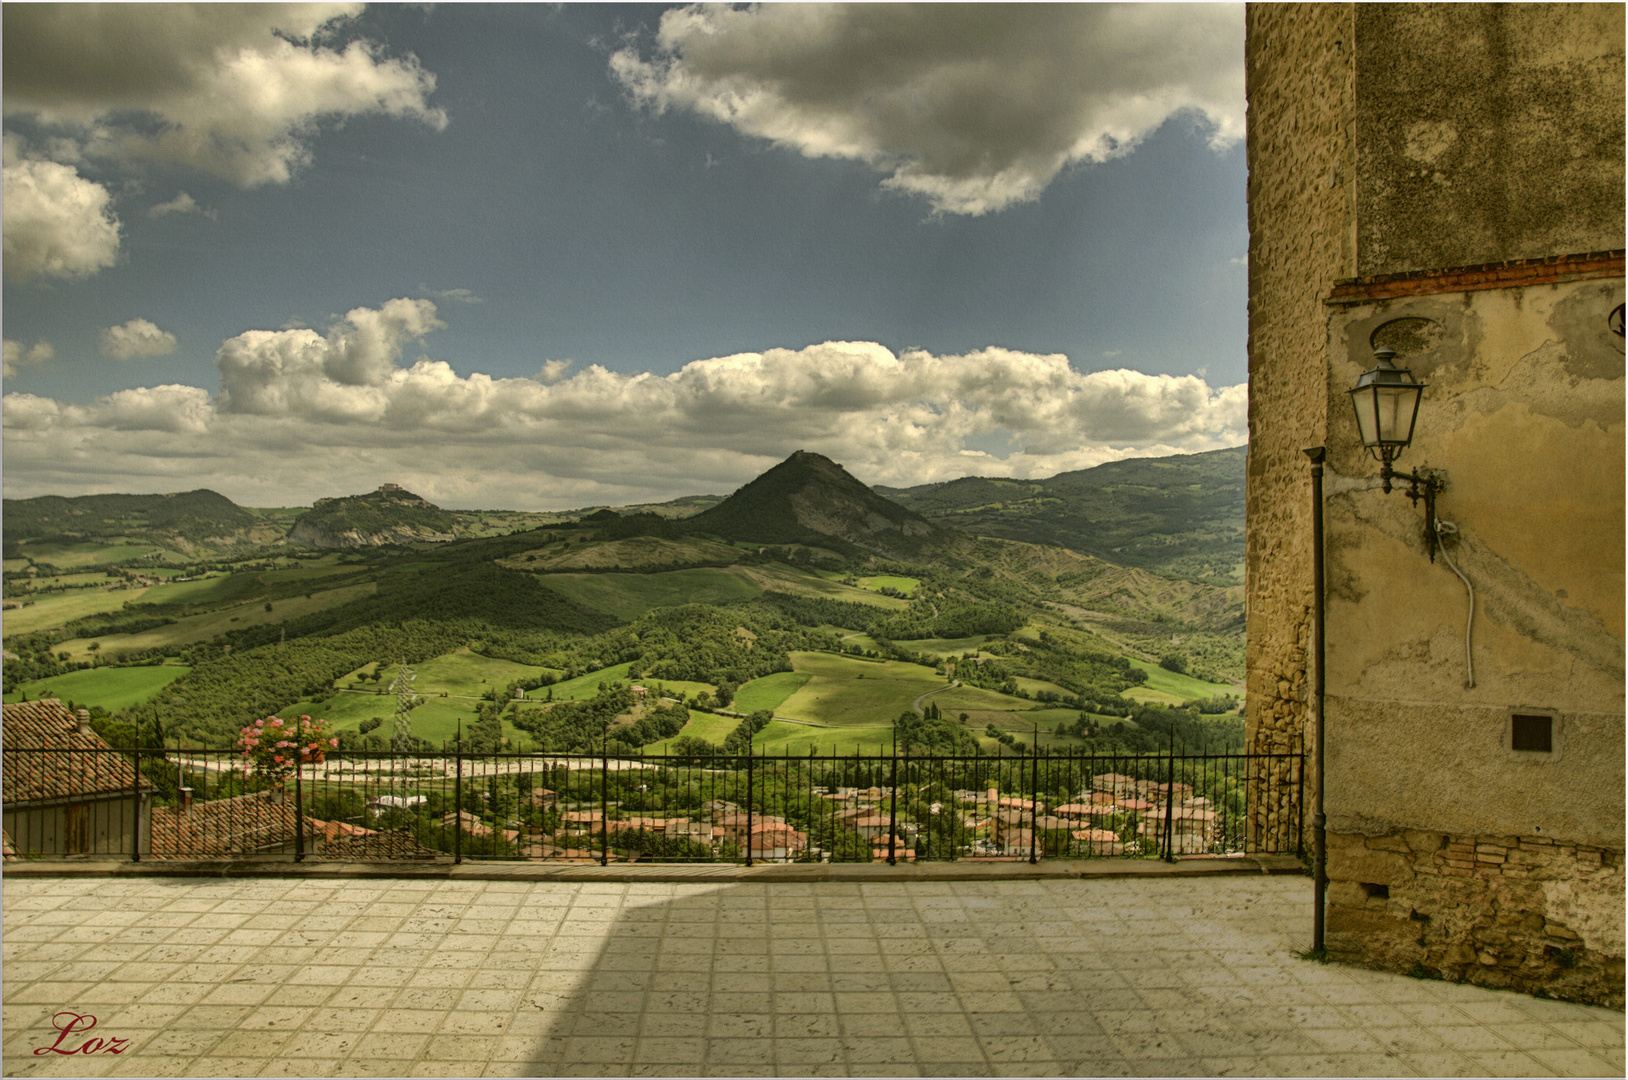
<box><xmin>1305</xmin><ymin>447</ymin><xmax>1328</xmax><ymax>953</ymax></box>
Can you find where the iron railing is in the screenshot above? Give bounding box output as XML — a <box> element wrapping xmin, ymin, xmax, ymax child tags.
<box><xmin>1</xmin><ymin>742</ymin><xmax>1304</xmax><ymax>865</ymax></box>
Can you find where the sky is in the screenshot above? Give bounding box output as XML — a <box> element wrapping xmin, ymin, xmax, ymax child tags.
<box><xmin>2</xmin><ymin>2</ymin><xmax>1249</xmax><ymax>510</ymax></box>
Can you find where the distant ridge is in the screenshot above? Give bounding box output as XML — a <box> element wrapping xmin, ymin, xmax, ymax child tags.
<box><xmin>681</xmin><ymin>450</ymin><xmax>945</xmax><ymax>559</ymax></box>
<box><xmin>287</xmin><ymin>483</ymin><xmax>458</xmax><ymax>549</ymax></box>
<box><xmin>1</xmin><ymin>489</ymin><xmax>276</xmax><ymax>555</ymax></box>
<box><xmin>876</xmin><ymin>445</ymin><xmax>1246</xmax><ymax>585</ymax></box>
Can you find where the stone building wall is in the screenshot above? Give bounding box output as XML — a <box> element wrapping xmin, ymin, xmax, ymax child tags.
<box><xmin>1328</xmin><ymin>829</ymin><xmax>1624</xmax><ymax>1008</ymax></box>
<box><xmin>1241</xmin><ymin>3</ymin><xmax>1354</xmax><ymax>850</ymax></box>
<box><xmin>1245</xmin><ymin>3</ymin><xmax>1624</xmax><ymax>1006</ymax></box>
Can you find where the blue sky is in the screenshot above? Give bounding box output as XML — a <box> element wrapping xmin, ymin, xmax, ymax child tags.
<box><xmin>3</xmin><ymin>3</ymin><xmax>1248</xmax><ymax>509</ymax></box>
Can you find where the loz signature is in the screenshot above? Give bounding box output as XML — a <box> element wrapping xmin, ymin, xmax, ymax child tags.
<box><xmin>32</xmin><ymin>1012</ymin><xmax>130</xmax><ymax>1056</ymax></box>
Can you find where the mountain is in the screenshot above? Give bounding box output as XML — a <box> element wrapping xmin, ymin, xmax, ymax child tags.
<box><xmin>287</xmin><ymin>484</ymin><xmax>458</xmax><ymax>548</ymax></box>
<box><xmin>876</xmin><ymin>445</ymin><xmax>1246</xmax><ymax>585</ymax></box>
<box><xmin>1</xmin><ymin>489</ymin><xmax>279</xmax><ymax>556</ymax></box>
<box><xmin>681</xmin><ymin>450</ymin><xmax>946</xmax><ymax>560</ymax></box>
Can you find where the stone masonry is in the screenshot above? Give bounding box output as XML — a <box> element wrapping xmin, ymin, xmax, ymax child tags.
<box><xmin>1242</xmin><ymin>3</ymin><xmax>1354</xmax><ymax>850</ymax></box>
<box><xmin>1327</xmin><ymin>829</ymin><xmax>1626</xmax><ymax>1008</ymax></box>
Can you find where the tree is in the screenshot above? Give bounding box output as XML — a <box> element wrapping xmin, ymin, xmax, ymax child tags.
<box><xmin>1158</xmin><ymin>653</ymin><xmax>1187</xmax><ymax>675</ymax></box>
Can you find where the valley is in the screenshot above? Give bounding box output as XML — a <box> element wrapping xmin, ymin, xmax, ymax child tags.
<box><xmin>3</xmin><ymin>449</ymin><xmax>1246</xmax><ymax>761</ymax></box>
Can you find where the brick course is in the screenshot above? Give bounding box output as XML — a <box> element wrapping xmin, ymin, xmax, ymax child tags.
<box><xmin>1327</xmin><ymin>829</ymin><xmax>1625</xmax><ymax>1008</ymax></box>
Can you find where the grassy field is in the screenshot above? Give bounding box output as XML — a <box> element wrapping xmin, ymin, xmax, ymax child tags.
<box><xmin>10</xmin><ymin>541</ymin><xmax>175</xmax><ymax>570</ymax></box>
<box><xmin>3</xmin><ymin>664</ymin><xmax>191</xmax><ymax>712</ymax></box>
<box><xmin>752</xmin><ymin>720</ymin><xmax>896</xmax><ymax>754</ymax></box>
<box><xmin>277</xmin><ymin>690</ymin><xmax>525</xmax><ymax>747</ymax></box>
<box><xmin>6</xmin><ymin>571</ymin><xmax>121</xmax><ymax>592</ymax></box>
<box><xmin>366</xmin><ymin>650</ymin><xmax>560</xmax><ymax>699</ymax></box>
<box><xmin>893</xmin><ymin>634</ymin><xmax>991</xmax><ymax>657</ymax></box>
<box><xmin>732</xmin><ymin>672</ymin><xmax>812</xmax><ymax>715</ymax></box>
<box><xmin>775</xmin><ymin>652</ymin><xmax>950</xmax><ymax>726</ymax></box>
<box><xmin>2</xmin><ymin>587</ymin><xmax>154</xmax><ymax>638</ymax></box>
<box><xmin>857</xmin><ymin>575</ymin><xmax>919</xmax><ymax>596</ymax></box>
<box><xmin>640</xmin><ymin>710</ymin><xmax>741</xmax><ymax>753</ymax></box>
<box><xmin>1121</xmin><ymin>659</ymin><xmax>1239</xmax><ymax>704</ymax></box>
<box><xmin>55</xmin><ymin>583</ymin><xmax>378</xmax><ymax>660</ymax></box>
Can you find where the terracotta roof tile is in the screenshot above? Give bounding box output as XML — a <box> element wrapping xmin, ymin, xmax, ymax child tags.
<box><xmin>2</xmin><ymin>700</ymin><xmax>151</xmax><ymax>804</ymax></box>
<box><xmin>149</xmin><ymin>790</ymin><xmax>316</xmax><ymax>858</ymax></box>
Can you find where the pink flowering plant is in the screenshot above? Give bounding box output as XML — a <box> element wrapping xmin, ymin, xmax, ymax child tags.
<box><xmin>237</xmin><ymin>715</ymin><xmax>338</xmax><ymax>782</ymax></box>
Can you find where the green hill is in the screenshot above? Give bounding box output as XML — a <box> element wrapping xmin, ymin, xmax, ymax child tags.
<box><xmin>682</xmin><ymin>450</ymin><xmax>947</xmax><ymax>560</ymax></box>
<box><xmin>287</xmin><ymin>484</ymin><xmax>458</xmax><ymax>548</ymax></box>
<box><xmin>2</xmin><ymin>489</ymin><xmax>276</xmax><ymax>557</ymax></box>
<box><xmin>876</xmin><ymin>445</ymin><xmax>1245</xmax><ymax>585</ymax></box>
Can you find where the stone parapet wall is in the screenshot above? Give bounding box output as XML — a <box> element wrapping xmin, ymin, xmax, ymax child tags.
<box><xmin>1326</xmin><ymin>829</ymin><xmax>1626</xmax><ymax>1008</ymax></box>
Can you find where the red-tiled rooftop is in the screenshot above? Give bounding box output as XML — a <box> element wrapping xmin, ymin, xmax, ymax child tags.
<box><xmin>1</xmin><ymin>699</ymin><xmax>152</xmax><ymax>804</ymax></box>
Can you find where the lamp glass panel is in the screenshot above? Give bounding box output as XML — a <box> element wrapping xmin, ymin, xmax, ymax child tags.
<box><xmin>1374</xmin><ymin>384</ymin><xmax>1420</xmax><ymax>445</ymax></box>
<box><xmin>1352</xmin><ymin>388</ymin><xmax>1382</xmax><ymax>447</ymax></box>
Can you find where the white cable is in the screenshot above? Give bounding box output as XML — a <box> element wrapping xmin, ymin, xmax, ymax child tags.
<box><xmin>1433</xmin><ymin>519</ymin><xmax>1475</xmax><ymax>688</ymax></box>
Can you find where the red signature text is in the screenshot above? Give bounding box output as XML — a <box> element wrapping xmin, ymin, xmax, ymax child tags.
<box><xmin>33</xmin><ymin>1012</ymin><xmax>129</xmax><ymax>1056</ymax></box>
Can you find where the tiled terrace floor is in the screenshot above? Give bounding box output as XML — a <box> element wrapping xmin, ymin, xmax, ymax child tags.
<box><xmin>2</xmin><ymin>873</ymin><xmax>1621</xmax><ymax>1078</ymax></box>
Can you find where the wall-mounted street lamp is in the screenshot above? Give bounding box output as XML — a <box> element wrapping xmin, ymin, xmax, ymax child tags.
<box><xmin>1348</xmin><ymin>346</ymin><xmax>1447</xmax><ymax>561</ymax></box>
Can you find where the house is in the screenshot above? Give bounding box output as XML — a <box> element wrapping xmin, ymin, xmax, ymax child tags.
<box><xmin>1091</xmin><ymin>773</ymin><xmax>1138</xmax><ymax>797</ymax></box>
<box><xmin>1071</xmin><ymin>828</ymin><xmax>1124</xmax><ymax>857</ymax></box>
<box><xmin>368</xmin><ymin>794</ymin><xmax>427</xmax><ymax>812</ymax></box>
<box><xmin>747</xmin><ymin>822</ymin><xmax>807</xmax><ymax>861</ymax></box>
<box><xmin>1139</xmin><ymin>807</ymin><xmax>1219</xmax><ymax>856</ymax></box>
<box><xmin>1246</xmin><ymin>4</ymin><xmax>1623</xmax><ymax>1004</ymax></box>
<box><xmin>150</xmin><ymin>789</ymin><xmax>320</xmax><ymax>859</ymax></box>
<box><xmin>1</xmin><ymin>700</ymin><xmax>154</xmax><ymax>856</ymax></box>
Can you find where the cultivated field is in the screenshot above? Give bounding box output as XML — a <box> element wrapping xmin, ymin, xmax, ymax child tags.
<box><xmin>2</xmin><ymin>664</ymin><xmax>191</xmax><ymax>713</ymax></box>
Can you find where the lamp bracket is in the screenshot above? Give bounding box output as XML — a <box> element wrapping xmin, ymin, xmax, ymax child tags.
<box><xmin>1379</xmin><ymin>460</ymin><xmax>1447</xmax><ymax>561</ymax></box>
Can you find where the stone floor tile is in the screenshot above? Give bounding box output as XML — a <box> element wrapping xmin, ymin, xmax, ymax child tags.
<box><xmin>334</xmin><ymin>1059</ymin><xmax>417</xmax><ymax>1077</ymax></box>
<box><xmin>1525</xmin><ymin>1046</ymin><xmax>1625</xmax><ymax>1076</ymax></box>
<box><xmin>1467</xmin><ymin>1049</ymin><xmax>1560</xmax><ymax>1077</ymax></box>
<box><xmin>1548</xmin><ymin>1020</ymin><xmax>1626</xmax><ymax>1048</ymax></box>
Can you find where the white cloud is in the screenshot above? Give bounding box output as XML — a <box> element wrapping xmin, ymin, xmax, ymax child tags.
<box><xmin>3</xmin><ymin>3</ymin><xmax>446</xmax><ymax>187</ymax></box>
<box><xmin>100</xmin><ymin>318</ymin><xmax>179</xmax><ymax>361</ymax></box>
<box><xmin>610</xmin><ymin>3</ymin><xmax>1244</xmax><ymax>215</ymax></box>
<box><xmin>1</xmin><ymin>153</ymin><xmax>121</xmax><ymax>283</ymax></box>
<box><xmin>2</xmin><ymin>301</ymin><xmax>1247</xmax><ymax>508</ymax></box>
<box><xmin>2</xmin><ymin>339</ymin><xmax>55</xmax><ymax>378</ymax></box>
<box><xmin>539</xmin><ymin>359</ymin><xmax>574</xmax><ymax>383</ymax></box>
<box><xmin>148</xmin><ymin>191</ymin><xmax>214</xmax><ymax>219</ymax></box>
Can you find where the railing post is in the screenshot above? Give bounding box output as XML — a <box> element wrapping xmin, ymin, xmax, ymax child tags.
<box><xmin>1162</xmin><ymin>725</ymin><xmax>1177</xmax><ymax>863</ymax></box>
<box><xmin>131</xmin><ymin>744</ymin><xmax>142</xmax><ymax>863</ymax></box>
<box><xmin>1028</xmin><ymin>733</ymin><xmax>1039</xmax><ymax>865</ymax></box>
<box><xmin>745</xmin><ymin>746</ymin><xmax>755</xmax><ymax>867</ymax></box>
<box><xmin>887</xmin><ymin>741</ymin><xmax>899</xmax><ymax>866</ymax></box>
<box><xmin>454</xmin><ymin>724</ymin><xmax>463</xmax><ymax>865</ymax></box>
<box><xmin>601</xmin><ymin>738</ymin><xmax>610</xmax><ymax>867</ymax></box>
<box><xmin>294</xmin><ymin>756</ymin><xmax>305</xmax><ymax>862</ymax></box>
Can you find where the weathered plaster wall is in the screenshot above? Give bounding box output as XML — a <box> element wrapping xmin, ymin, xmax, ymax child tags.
<box><xmin>1320</xmin><ymin>276</ymin><xmax>1625</xmax><ymax>1003</ymax></box>
<box><xmin>1322</xmin><ymin>279</ymin><xmax>1625</xmax><ymax>844</ymax></box>
<box><xmin>1242</xmin><ymin>4</ymin><xmax>1355</xmax><ymax>846</ymax></box>
<box><xmin>1354</xmin><ymin>4</ymin><xmax>1627</xmax><ymax>276</ymax></box>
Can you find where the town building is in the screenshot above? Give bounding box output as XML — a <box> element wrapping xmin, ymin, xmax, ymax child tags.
<box><xmin>1</xmin><ymin>700</ymin><xmax>154</xmax><ymax>856</ymax></box>
<box><xmin>1245</xmin><ymin>3</ymin><xmax>1624</xmax><ymax>1004</ymax></box>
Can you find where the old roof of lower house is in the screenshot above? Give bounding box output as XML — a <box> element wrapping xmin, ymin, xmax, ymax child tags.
<box><xmin>322</xmin><ymin>826</ymin><xmax>443</xmax><ymax>860</ymax></box>
<box><xmin>149</xmin><ymin>789</ymin><xmax>318</xmax><ymax>858</ymax></box>
<box><xmin>2</xmin><ymin>699</ymin><xmax>153</xmax><ymax>804</ymax></box>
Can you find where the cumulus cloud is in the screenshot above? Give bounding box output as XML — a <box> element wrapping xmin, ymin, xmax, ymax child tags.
<box><xmin>2</xmin><ymin>339</ymin><xmax>55</xmax><ymax>378</ymax></box>
<box><xmin>148</xmin><ymin>191</ymin><xmax>214</xmax><ymax>219</ymax></box>
<box><xmin>1</xmin><ymin>152</ymin><xmax>121</xmax><ymax>283</ymax></box>
<box><xmin>610</xmin><ymin>3</ymin><xmax>1244</xmax><ymax>215</ymax></box>
<box><xmin>2</xmin><ymin>300</ymin><xmax>1246</xmax><ymax>508</ymax></box>
<box><xmin>100</xmin><ymin>318</ymin><xmax>179</xmax><ymax>361</ymax></box>
<box><xmin>3</xmin><ymin>3</ymin><xmax>446</xmax><ymax>187</ymax></box>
